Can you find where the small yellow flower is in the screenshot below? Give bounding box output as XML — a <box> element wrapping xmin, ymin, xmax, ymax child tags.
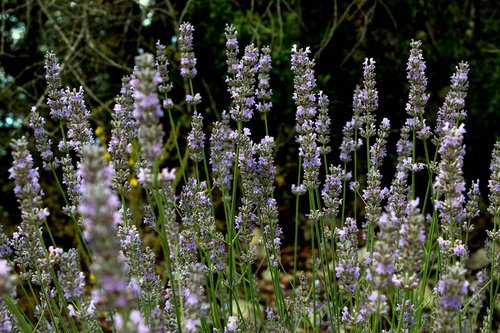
<box><xmin>130</xmin><ymin>177</ymin><xmax>138</xmax><ymax>187</ymax></box>
<box><xmin>95</xmin><ymin>126</ymin><xmax>104</xmax><ymax>137</ymax></box>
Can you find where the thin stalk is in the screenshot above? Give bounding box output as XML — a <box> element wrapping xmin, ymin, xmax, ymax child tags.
<box><xmin>293</xmin><ymin>157</ymin><xmax>303</xmax><ymax>286</ymax></box>
<box><xmin>167</xmin><ymin>108</ymin><xmax>187</xmax><ymax>184</ymax></box>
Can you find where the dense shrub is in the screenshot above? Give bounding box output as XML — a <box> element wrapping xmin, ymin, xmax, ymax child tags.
<box><xmin>1</xmin><ymin>19</ymin><xmax>499</xmax><ymax>333</ymax></box>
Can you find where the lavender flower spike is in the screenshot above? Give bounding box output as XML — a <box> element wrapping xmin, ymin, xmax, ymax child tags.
<box><xmin>290</xmin><ymin>44</ymin><xmax>317</xmax><ymax>136</ymax></box>
<box><xmin>432</xmin><ymin>263</ymin><xmax>469</xmax><ymax>332</ymax></box>
<box><xmin>228</xmin><ymin>44</ymin><xmax>259</xmax><ymax>122</ymax></box>
<box><xmin>188</xmin><ymin>111</ymin><xmax>205</xmax><ymax>162</ymax></box>
<box><xmin>316</xmin><ymin>91</ymin><xmax>331</xmax><ymax>154</ymax></box>
<box><xmin>405</xmin><ymin>40</ymin><xmax>429</xmax><ymax>134</ymax></box>
<box><xmin>179</xmin><ymin>22</ymin><xmax>198</xmax><ymax>80</ymax></box>
<box><xmin>131</xmin><ymin>52</ymin><xmax>165</xmax><ymax>163</ymax></box>
<box><xmin>291</xmin><ymin>44</ymin><xmax>321</xmax><ymax>191</ymax></box>
<box><xmin>9</xmin><ymin>137</ymin><xmax>50</xmax><ymax>286</ymax></box>
<box><xmin>435</xmin><ymin>62</ymin><xmax>469</xmax><ymax>138</ymax></box>
<box><xmin>256</xmin><ymin>46</ymin><xmax>273</xmax><ymax>114</ymax></box>
<box><xmin>434</xmin><ymin>123</ymin><xmax>467</xmax><ymax>240</ymax></box>
<box><xmin>488</xmin><ymin>141</ymin><xmax>500</xmax><ymax>216</ymax></box>
<box><xmin>65</xmin><ymin>86</ymin><xmax>95</xmax><ymax>156</ymax></box>
<box><xmin>224</xmin><ymin>24</ymin><xmax>240</xmax><ymax>77</ymax></box>
<box><xmin>45</xmin><ymin>51</ymin><xmax>68</xmax><ymax>120</ymax></box>
<box><xmin>9</xmin><ymin>137</ymin><xmax>48</xmax><ymax>228</ymax></box>
<box><xmin>358</xmin><ymin>58</ymin><xmax>378</xmax><ymax>140</ymax></box>
<box><xmin>78</xmin><ymin>144</ymin><xmax>134</xmax><ymax>310</ymax></box>
<box><xmin>156</xmin><ymin>40</ymin><xmax>174</xmax><ymax>108</ymax></box>
<box><xmin>109</xmin><ymin>76</ymin><xmax>137</xmax><ymax>194</ymax></box>
<box><xmin>29</xmin><ymin>106</ymin><xmax>57</xmax><ymax>170</ymax></box>
<box><xmin>210</xmin><ymin>111</ymin><xmax>235</xmax><ymax>190</ymax></box>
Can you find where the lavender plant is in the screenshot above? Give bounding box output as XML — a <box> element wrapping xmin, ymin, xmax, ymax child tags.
<box><xmin>2</xmin><ymin>22</ymin><xmax>500</xmax><ymax>333</ymax></box>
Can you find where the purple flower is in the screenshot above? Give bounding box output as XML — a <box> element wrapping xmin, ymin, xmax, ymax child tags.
<box><xmin>225</xmin><ymin>24</ymin><xmax>240</xmax><ymax>76</ymax></box>
<box><xmin>78</xmin><ymin>144</ymin><xmax>134</xmax><ymax>310</ymax></box>
<box><xmin>315</xmin><ymin>91</ymin><xmax>331</xmax><ymax>154</ymax></box>
<box><xmin>434</xmin><ymin>123</ymin><xmax>467</xmax><ymax>240</ymax></box>
<box><xmin>58</xmin><ymin>249</ymin><xmax>85</xmax><ymax>300</ymax></box>
<box><xmin>405</xmin><ymin>40</ymin><xmax>429</xmax><ymax>134</ymax></box>
<box><xmin>156</xmin><ymin>40</ymin><xmax>174</xmax><ymax>106</ymax></box>
<box><xmin>322</xmin><ymin>165</ymin><xmax>343</xmax><ymax>217</ymax></box>
<box><xmin>228</xmin><ymin>44</ymin><xmax>259</xmax><ymax>122</ymax></box>
<box><xmin>433</xmin><ymin>263</ymin><xmax>468</xmax><ymax>332</ymax></box>
<box><xmin>358</xmin><ymin>58</ymin><xmax>378</xmax><ymax>140</ymax></box>
<box><xmin>435</xmin><ymin>62</ymin><xmax>469</xmax><ymax>137</ymax></box>
<box><xmin>488</xmin><ymin>141</ymin><xmax>500</xmax><ymax>216</ymax></box>
<box><xmin>188</xmin><ymin>111</ymin><xmax>205</xmax><ymax>162</ymax></box>
<box><xmin>256</xmin><ymin>46</ymin><xmax>273</xmax><ymax>114</ymax></box>
<box><xmin>62</xmin><ymin>87</ymin><xmax>95</xmax><ymax>155</ymax></box>
<box><xmin>210</xmin><ymin>111</ymin><xmax>235</xmax><ymax>190</ymax></box>
<box><xmin>335</xmin><ymin>218</ymin><xmax>360</xmax><ymax>293</ymax></box>
<box><xmin>291</xmin><ymin>44</ymin><xmax>317</xmax><ymax>135</ymax></box>
<box><xmin>131</xmin><ymin>53</ymin><xmax>165</xmax><ymax>163</ymax></box>
<box><xmin>0</xmin><ymin>259</ymin><xmax>16</xmax><ymax>298</ymax></box>
<box><xmin>9</xmin><ymin>137</ymin><xmax>51</xmax><ymax>286</ymax></box>
<box><xmin>9</xmin><ymin>137</ymin><xmax>48</xmax><ymax>228</ymax></box>
<box><xmin>179</xmin><ymin>22</ymin><xmax>198</xmax><ymax>79</ymax></box>
<box><xmin>109</xmin><ymin>76</ymin><xmax>137</xmax><ymax>194</ymax></box>
<box><xmin>44</xmin><ymin>51</ymin><xmax>69</xmax><ymax>120</ymax></box>
<box><xmin>182</xmin><ymin>263</ymin><xmax>209</xmax><ymax>332</ymax></box>
<box><xmin>29</xmin><ymin>106</ymin><xmax>57</xmax><ymax>170</ymax></box>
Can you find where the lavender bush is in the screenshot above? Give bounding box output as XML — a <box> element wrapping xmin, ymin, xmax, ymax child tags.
<box><xmin>1</xmin><ymin>23</ymin><xmax>499</xmax><ymax>333</ymax></box>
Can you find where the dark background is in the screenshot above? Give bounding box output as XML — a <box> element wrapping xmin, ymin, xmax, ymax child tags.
<box><xmin>1</xmin><ymin>0</ymin><xmax>499</xmax><ymax>242</ymax></box>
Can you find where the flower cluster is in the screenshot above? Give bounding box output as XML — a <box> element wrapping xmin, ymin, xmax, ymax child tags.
<box><xmin>78</xmin><ymin>144</ymin><xmax>134</xmax><ymax>310</ymax></box>
<box><xmin>109</xmin><ymin>76</ymin><xmax>136</xmax><ymax>194</ymax></box>
<box><xmin>45</xmin><ymin>51</ymin><xmax>68</xmax><ymax>120</ymax></box>
<box><xmin>435</xmin><ymin>62</ymin><xmax>469</xmax><ymax>138</ymax></box>
<box><xmin>4</xmin><ymin>26</ymin><xmax>500</xmax><ymax>333</ymax></box>
<box><xmin>405</xmin><ymin>39</ymin><xmax>429</xmax><ymax>133</ymax></box>
<box><xmin>256</xmin><ymin>46</ymin><xmax>273</xmax><ymax>114</ymax></box>
<box><xmin>434</xmin><ymin>123</ymin><xmax>467</xmax><ymax>240</ymax></box>
<box><xmin>179</xmin><ymin>22</ymin><xmax>198</xmax><ymax>80</ymax></box>
<box><xmin>210</xmin><ymin>111</ymin><xmax>235</xmax><ymax>190</ymax></box>
<box><xmin>226</xmin><ymin>38</ymin><xmax>259</xmax><ymax>122</ymax></box>
<box><xmin>131</xmin><ymin>53</ymin><xmax>164</xmax><ymax>163</ymax></box>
